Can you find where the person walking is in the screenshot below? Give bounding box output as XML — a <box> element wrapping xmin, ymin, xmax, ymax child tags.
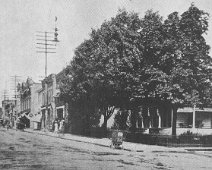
<box><xmin>59</xmin><ymin>119</ymin><xmax>65</xmax><ymax>134</ymax></box>
<box><xmin>54</xmin><ymin>120</ymin><xmax>59</xmax><ymax>133</ymax></box>
<box><xmin>6</xmin><ymin>121</ymin><xmax>11</xmax><ymax>130</ymax></box>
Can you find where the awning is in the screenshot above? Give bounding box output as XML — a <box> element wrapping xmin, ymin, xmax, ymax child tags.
<box><xmin>31</xmin><ymin>114</ymin><xmax>42</xmax><ymax>122</ymax></box>
<box><xmin>20</xmin><ymin>112</ymin><xmax>31</xmax><ymax>119</ymax></box>
<box><xmin>56</xmin><ymin>105</ymin><xmax>64</xmax><ymax>109</ymax></box>
<box><xmin>53</xmin><ymin>92</ymin><xmax>60</xmax><ymax>98</ymax></box>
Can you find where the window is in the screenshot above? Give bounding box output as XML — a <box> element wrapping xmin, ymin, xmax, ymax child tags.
<box><xmin>26</xmin><ymin>99</ymin><xmax>28</xmax><ymax>109</ymax></box>
<box><xmin>47</xmin><ymin>89</ymin><xmax>53</xmax><ymax>104</ymax></box>
<box><xmin>42</xmin><ymin>93</ymin><xmax>45</xmax><ymax>105</ymax></box>
<box><xmin>29</xmin><ymin>98</ymin><xmax>31</xmax><ymax>108</ymax></box>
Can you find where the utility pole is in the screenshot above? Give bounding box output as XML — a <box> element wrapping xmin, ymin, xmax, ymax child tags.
<box><xmin>1</xmin><ymin>90</ymin><xmax>8</xmax><ymax>119</ymax></box>
<box><xmin>10</xmin><ymin>75</ymin><xmax>21</xmax><ymax>124</ymax></box>
<box><xmin>2</xmin><ymin>80</ymin><xmax>9</xmax><ymax>101</ymax></box>
<box><xmin>10</xmin><ymin>75</ymin><xmax>21</xmax><ymax>101</ymax></box>
<box><xmin>2</xmin><ymin>90</ymin><xmax>9</xmax><ymax>100</ymax></box>
<box><xmin>36</xmin><ymin>17</ymin><xmax>59</xmax><ymax>130</ymax></box>
<box><xmin>36</xmin><ymin>30</ymin><xmax>59</xmax><ymax>77</ymax></box>
<box><xmin>36</xmin><ymin>16</ymin><xmax>59</xmax><ymax>77</ymax></box>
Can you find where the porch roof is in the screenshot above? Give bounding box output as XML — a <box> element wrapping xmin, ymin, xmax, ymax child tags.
<box><xmin>178</xmin><ymin>107</ymin><xmax>212</xmax><ymax>113</ymax></box>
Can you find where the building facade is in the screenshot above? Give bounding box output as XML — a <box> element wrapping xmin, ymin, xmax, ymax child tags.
<box><xmin>1</xmin><ymin>99</ymin><xmax>16</xmax><ymax>126</ymax></box>
<box><xmin>17</xmin><ymin>78</ymin><xmax>41</xmax><ymax>128</ymax></box>
<box><xmin>40</xmin><ymin>72</ymin><xmax>68</xmax><ymax>131</ymax></box>
<box><xmin>160</xmin><ymin>107</ymin><xmax>212</xmax><ymax>136</ymax></box>
<box><xmin>135</xmin><ymin>105</ymin><xmax>212</xmax><ymax>136</ymax></box>
<box><xmin>0</xmin><ymin>108</ymin><xmax>2</xmax><ymax>119</ymax></box>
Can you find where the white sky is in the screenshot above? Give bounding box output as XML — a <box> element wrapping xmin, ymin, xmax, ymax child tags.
<box><xmin>0</xmin><ymin>0</ymin><xmax>212</xmax><ymax>103</ymax></box>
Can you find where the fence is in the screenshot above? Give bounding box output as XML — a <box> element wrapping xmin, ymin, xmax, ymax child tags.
<box><xmin>125</xmin><ymin>132</ymin><xmax>212</xmax><ymax>147</ymax></box>
<box><xmin>67</xmin><ymin>127</ymin><xmax>212</xmax><ymax>147</ymax></box>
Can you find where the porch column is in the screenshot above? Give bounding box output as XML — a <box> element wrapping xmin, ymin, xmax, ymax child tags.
<box><xmin>148</xmin><ymin>108</ymin><xmax>152</xmax><ymax>128</ymax></box>
<box><xmin>141</xmin><ymin>118</ymin><xmax>144</xmax><ymax>128</ymax></box>
<box><xmin>62</xmin><ymin>107</ymin><xmax>65</xmax><ymax>119</ymax></box>
<box><xmin>138</xmin><ymin>108</ymin><xmax>144</xmax><ymax>128</ymax></box>
<box><xmin>55</xmin><ymin>108</ymin><xmax>57</xmax><ymax>119</ymax></box>
<box><xmin>157</xmin><ymin>109</ymin><xmax>161</xmax><ymax>128</ymax></box>
<box><xmin>171</xmin><ymin>106</ymin><xmax>177</xmax><ymax>136</ymax></box>
<box><xmin>171</xmin><ymin>108</ymin><xmax>173</xmax><ymax>127</ymax></box>
<box><xmin>45</xmin><ymin>109</ymin><xmax>48</xmax><ymax>129</ymax></box>
<box><xmin>192</xmin><ymin>105</ymin><xmax>196</xmax><ymax>129</ymax></box>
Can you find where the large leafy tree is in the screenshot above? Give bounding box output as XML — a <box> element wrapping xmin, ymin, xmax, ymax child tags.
<box><xmin>60</xmin><ymin>10</ymin><xmax>145</xmax><ymax>131</ymax></box>
<box><xmin>154</xmin><ymin>4</ymin><xmax>212</xmax><ymax>135</ymax></box>
<box><xmin>60</xmin><ymin>4</ymin><xmax>212</xmax><ymax>136</ymax></box>
<box><xmin>93</xmin><ymin>10</ymin><xmax>142</xmax><ymax>130</ymax></box>
<box><xmin>59</xmin><ymin>38</ymin><xmax>100</xmax><ymax>133</ymax></box>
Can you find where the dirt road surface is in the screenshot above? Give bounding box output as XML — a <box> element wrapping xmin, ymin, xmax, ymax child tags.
<box><xmin>0</xmin><ymin>128</ymin><xmax>212</xmax><ymax>170</ymax></box>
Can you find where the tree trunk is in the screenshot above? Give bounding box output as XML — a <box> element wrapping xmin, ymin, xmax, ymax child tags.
<box><xmin>102</xmin><ymin>115</ymin><xmax>108</xmax><ymax>137</ymax></box>
<box><xmin>172</xmin><ymin>105</ymin><xmax>178</xmax><ymax>136</ymax></box>
<box><xmin>130</xmin><ymin>108</ymin><xmax>137</xmax><ymax>132</ymax></box>
<box><xmin>102</xmin><ymin>115</ymin><xmax>108</xmax><ymax>129</ymax></box>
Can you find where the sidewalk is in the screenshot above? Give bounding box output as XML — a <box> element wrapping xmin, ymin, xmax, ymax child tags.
<box><xmin>23</xmin><ymin>128</ymin><xmax>188</xmax><ymax>153</ymax></box>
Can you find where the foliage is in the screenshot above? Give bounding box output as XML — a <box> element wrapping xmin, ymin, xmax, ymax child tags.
<box><xmin>60</xmin><ymin>4</ymin><xmax>212</xmax><ymax>134</ymax></box>
<box><xmin>155</xmin><ymin>4</ymin><xmax>212</xmax><ymax>107</ymax></box>
<box><xmin>179</xmin><ymin>131</ymin><xmax>200</xmax><ymax>137</ymax></box>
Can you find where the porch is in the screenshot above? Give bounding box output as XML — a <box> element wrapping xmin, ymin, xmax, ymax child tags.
<box><xmin>159</xmin><ymin>107</ymin><xmax>212</xmax><ymax>136</ymax></box>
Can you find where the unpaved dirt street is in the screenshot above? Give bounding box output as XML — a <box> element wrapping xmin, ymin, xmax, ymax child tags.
<box><xmin>0</xmin><ymin>128</ymin><xmax>212</xmax><ymax>170</ymax></box>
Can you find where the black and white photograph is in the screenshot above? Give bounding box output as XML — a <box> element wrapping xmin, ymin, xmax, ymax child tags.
<box><xmin>1</xmin><ymin>0</ymin><xmax>212</xmax><ymax>169</ymax></box>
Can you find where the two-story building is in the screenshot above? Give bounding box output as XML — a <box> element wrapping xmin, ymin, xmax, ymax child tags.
<box><xmin>39</xmin><ymin>72</ymin><xmax>68</xmax><ymax>131</ymax></box>
<box><xmin>17</xmin><ymin>78</ymin><xmax>41</xmax><ymax>128</ymax></box>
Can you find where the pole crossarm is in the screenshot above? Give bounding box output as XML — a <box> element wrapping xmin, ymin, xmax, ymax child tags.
<box><xmin>36</xmin><ymin>39</ymin><xmax>56</xmax><ymax>42</ymax></box>
<box><xmin>36</xmin><ymin>35</ymin><xmax>54</xmax><ymax>38</ymax></box>
<box><xmin>36</xmin><ymin>31</ymin><xmax>55</xmax><ymax>34</ymax></box>
<box><xmin>36</xmin><ymin>43</ymin><xmax>56</xmax><ymax>46</ymax></box>
<box><xmin>36</xmin><ymin>51</ymin><xmax>56</xmax><ymax>53</ymax></box>
<box><xmin>36</xmin><ymin>47</ymin><xmax>56</xmax><ymax>50</ymax></box>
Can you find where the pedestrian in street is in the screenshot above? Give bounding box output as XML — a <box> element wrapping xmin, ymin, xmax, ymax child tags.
<box><xmin>15</xmin><ymin>118</ymin><xmax>20</xmax><ymax>131</ymax></box>
<box><xmin>59</xmin><ymin>119</ymin><xmax>65</xmax><ymax>134</ymax></box>
<box><xmin>6</xmin><ymin>121</ymin><xmax>11</xmax><ymax>130</ymax></box>
<box><xmin>54</xmin><ymin>120</ymin><xmax>59</xmax><ymax>133</ymax></box>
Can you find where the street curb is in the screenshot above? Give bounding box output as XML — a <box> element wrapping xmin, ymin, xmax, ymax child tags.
<box><xmin>185</xmin><ymin>148</ymin><xmax>212</xmax><ymax>151</ymax></box>
<box><xmin>21</xmin><ymin>129</ymin><xmax>145</xmax><ymax>152</ymax></box>
<box><xmin>21</xmin><ymin>130</ymin><xmax>187</xmax><ymax>153</ymax></box>
<box><xmin>3</xmin><ymin>128</ymin><xmax>136</xmax><ymax>151</ymax></box>
<box><xmin>23</xmin><ymin>129</ymin><xmax>114</xmax><ymax>149</ymax></box>
<box><xmin>7</xmin><ymin>128</ymin><xmax>206</xmax><ymax>153</ymax></box>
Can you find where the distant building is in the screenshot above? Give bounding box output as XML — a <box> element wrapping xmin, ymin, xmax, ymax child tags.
<box><xmin>0</xmin><ymin>108</ymin><xmax>2</xmax><ymax>118</ymax></box>
<box><xmin>1</xmin><ymin>99</ymin><xmax>16</xmax><ymax>125</ymax></box>
<box><xmin>17</xmin><ymin>78</ymin><xmax>41</xmax><ymax>128</ymax></box>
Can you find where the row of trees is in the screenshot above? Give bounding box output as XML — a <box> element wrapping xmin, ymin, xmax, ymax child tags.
<box><xmin>60</xmin><ymin>4</ymin><xmax>212</xmax><ymax>135</ymax></box>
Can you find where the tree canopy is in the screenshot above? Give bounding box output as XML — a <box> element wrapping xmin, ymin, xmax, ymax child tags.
<box><xmin>60</xmin><ymin>4</ymin><xmax>212</xmax><ymax>134</ymax></box>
